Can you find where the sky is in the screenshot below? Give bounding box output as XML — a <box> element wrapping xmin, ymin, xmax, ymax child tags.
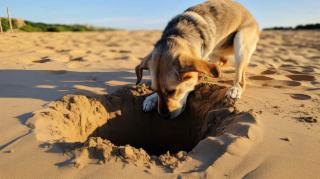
<box><xmin>0</xmin><ymin>0</ymin><xmax>319</xmax><ymax>30</ymax></box>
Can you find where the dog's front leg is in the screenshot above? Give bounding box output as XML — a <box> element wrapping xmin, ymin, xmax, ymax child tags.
<box><xmin>227</xmin><ymin>56</ymin><xmax>247</xmax><ymax>99</ymax></box>
<box><xmin>143</xmin><ymin>93</ymin><xmax>158</xmax><ymax>112</ymax></box>
<box><xmin>227</xmin><ymin>27</ymin><xmax>259</xmax><ymax>99</ymax></box>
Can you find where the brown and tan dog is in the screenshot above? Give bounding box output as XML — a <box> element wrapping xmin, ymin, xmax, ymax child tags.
<box><xmin>135</xmin><ymin>0</ymin><xmax>259</xmax><ymax>119</ymax></box>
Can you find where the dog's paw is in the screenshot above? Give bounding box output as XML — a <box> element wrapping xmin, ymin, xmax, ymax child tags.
<box><xmin>226</xmin><ymin>84</ymin><xmax>242</xmax><ymax>99</ymax></box>
<box><xmin>143</xmin><ymin>93</ymin><xmax>158</xmax><ymax>112</ymax></box>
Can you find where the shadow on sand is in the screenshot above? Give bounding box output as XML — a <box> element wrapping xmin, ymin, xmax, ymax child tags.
<box><xmin>0</xmin><ymin>69</ymin><xmax>140</xmax><ymax>101</ymax></box>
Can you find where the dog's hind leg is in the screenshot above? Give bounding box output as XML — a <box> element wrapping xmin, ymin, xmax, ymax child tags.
<box><xmin>143</xmin><ymin>93</ymin><xmax>158</xmax><ymax>112</ymax></box>
<box><xmin>209</xmin><ymin>46</ymin><xmax>234</xmax><ymax>77</ymax></box>
<box><xmin>226</xmin><ymin>26</ymin><xmax>259</xmax><ymax>99</ymax></box>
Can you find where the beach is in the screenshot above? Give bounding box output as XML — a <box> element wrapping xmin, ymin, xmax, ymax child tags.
<box><xmin>0</xmin><ymin>30</ymin><xmax>319</xmax><ymax>178</ymax></box>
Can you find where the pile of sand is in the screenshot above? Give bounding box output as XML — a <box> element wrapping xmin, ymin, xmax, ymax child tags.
<box><xmin>27</xmin><ymin>79</ymin><xmax>261</xmax><ymax>171</ymax></box>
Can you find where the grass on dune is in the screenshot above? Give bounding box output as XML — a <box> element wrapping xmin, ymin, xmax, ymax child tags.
<box><xmin>0</xmin><ymin>18</ymin><xmax>115</xmax><ymax>32</ymax></box>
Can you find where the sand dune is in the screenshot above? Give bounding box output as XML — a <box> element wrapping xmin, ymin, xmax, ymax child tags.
<box><xmin>0</xmin><ymin>30</ymin><xmax>319</xmax><ymax>178</ymax></box>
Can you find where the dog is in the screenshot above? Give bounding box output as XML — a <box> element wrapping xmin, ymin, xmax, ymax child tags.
<box><xmin>135</xmin><ymin>0</ymin><xmax>259</xmax><ymax>119</ymax></box>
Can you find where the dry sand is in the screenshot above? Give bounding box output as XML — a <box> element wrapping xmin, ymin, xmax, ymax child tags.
<box><xmin>0</xmin><ymin>30</ymin><xmax>319</xmax><ymax>178</ymax></box>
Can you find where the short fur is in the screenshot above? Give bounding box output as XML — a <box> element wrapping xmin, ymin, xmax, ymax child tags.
<box><xmin>136</xmin><ymin>0</ymin><xmax>260</xmax><ymax>119</ymax></box>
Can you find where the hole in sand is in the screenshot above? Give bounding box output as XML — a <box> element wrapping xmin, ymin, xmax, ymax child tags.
<box><xmin>27</xmin><ymin>79</ymin><xmax>261</xmax><ymax>170</ymax></box>
<box><xmin>29</xmin><ymin>83</ymin><xmax>233</xmax><ymax>154</ymax></box>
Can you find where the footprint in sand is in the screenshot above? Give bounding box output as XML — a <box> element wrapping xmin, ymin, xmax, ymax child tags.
<box><xmin>249</xmin><ymin>75</ymin><xmax>302</xmax><ymax>88</ymax></box>
<box><xmin>118</xmin><ymin>50</ymin><xmax>132</xmax><ymax>53</ymax></box>
<box><xmin>223</xmin><ymin>70</ymin><xmax>235</xmax><ymax>74</ymax></box>
<box><xmin>295</xmin><ymin>116</ymin><xmax>318</xmax><ymax>123</ymax></box>
<box><xmin>284</xmin><ymin>69</ymin><xmax>304</xmax><ymax>74</ymax></box>
<box><xmin>70</xmin><ymin>57</ymin><xmax>86</xmax><ymax>62</ymax></box>
<box><xmin>282</xmin><ymin>59</ymin><xmax>299</xmax><ymax>65</ymax></box>
<box><xmin>280</xmin><ymin>64</ymin><xmax>295</xmax><ymax>68</ymax></box>
<box><xmin>106</xmin><ymin>43</ymin><xmax>120</xmax><ymax>47</ymax></box>
<box><xmin>309</xmin><ymin>55</ymin><xmax>320</xmax><ymax>60</ymax></box>
<box><xmin>56</xmin><ymin>49</ymin><xmax>71</xmax><ymax>53</ymax></box>
<box><xmin>301</xmin><ymin>66</ymin><xmax>317</xmax><ymax>73</ymax></box>
<box><xmin>307</xmin><ymin>88</ymin><xmax>320</xmax><ymax>91</ymax></box>
<box><xmin>114</xmin><ymin>54</ymin><xmax>139</xmax><ymax>61</ymax></box>
<box><xmin>311</xmin><ymin>81</ymin><xmax>320</xmax><ymax>88</ymax></box>
<box><xmin>261</xmin><ymin>69</ymin><xmax>277</xmax><ymax>75</ymax></box>
<box><xmin>33</xmin><ymin>56</ymin><xmax>52</xmax><ymax>63</ymax></box>
<box><xmin>249</xmin><ymin>63</ymin><xmax>258</xmax><ymax>68</ymax></box>
<box><xmin>249</xmin><ymin>75</ymin><xmax>274</xmax><ymax>81</ymax></box>
<box><xmin>288</xmin><ymin>93</ymin><xmax>312</xmax><ymax>100</ymax></box>
<box><xmin>302</xmin><ymin>68</ymin><xmax>315</xmax><ymax>73</ymax></box>
<box><xmin>45</xmin><ymin>46</ymin><xmax>55</xmax><ymax>50</ymax></box>
<box><xmin>286</xmin><ymin>75</ymin><xmax>316</xmax><ymax>81</ymax></box>
<box><xmin>263</xmin><ymin>80</ymin><xmax>301</xmax><ymax>88</ymax></box>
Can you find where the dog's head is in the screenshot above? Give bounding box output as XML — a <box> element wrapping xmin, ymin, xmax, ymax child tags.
<box><xmin>136</xmin><ymin>50</ymin><xmax>220</xmax><ymax>119</ymax></box>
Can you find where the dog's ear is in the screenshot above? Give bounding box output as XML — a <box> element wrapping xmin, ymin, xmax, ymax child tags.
<box><xmin>178</xmin><ymin>54</ymin><xmax>220</xmax><ymax>77</ymax></box>
<box><xmin>135</xmin><ymin>53</ymin><xmax>152</xmax><ymax>85</ymax></box>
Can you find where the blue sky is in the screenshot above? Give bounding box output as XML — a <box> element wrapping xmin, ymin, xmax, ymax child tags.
<box><xmin>0</xmin><ymin>0</ymin><xmax>319</xmax><ymax>30</ymax></box>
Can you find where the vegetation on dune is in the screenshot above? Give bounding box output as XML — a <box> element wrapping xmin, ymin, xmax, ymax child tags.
<box><xmin>0</xmin><ymin>18</ymin><xmax>16</xmax><ymax>31</ymax></box>
<box><xmin>19</xmin><ymin>21</ymin><xmax>111</xmax><ymax>32</ymax></box>
<box><xmin>295</xmin><ymin>23</ymin><xmax>320</xmax><ymax>30</ymax></box>
<box><xmin>0</xmin><ymin>18</ymin><xmax>115</xmax><ymax>32</ymax></box>
<box><xmin>264</xmin><ymin>23</ymin><xmax>320</xmax><ymax>31</ymax></box>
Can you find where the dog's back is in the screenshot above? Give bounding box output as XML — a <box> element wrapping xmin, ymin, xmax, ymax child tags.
<box><xmin>158</xmin><ymin>0</ymin><xmax>258</xmax><ymax>58</ymax></box>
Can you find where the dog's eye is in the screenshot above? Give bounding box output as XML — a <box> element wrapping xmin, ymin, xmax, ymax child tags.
<box><xmin>167</xmin><ymin>89</ymin><xmax>176</xmax><ymax>96</ymax></box>
<box><xmin>182</xmin><ymin>75</ymin><xmax>192</xmax><ymax>81</ymax></box>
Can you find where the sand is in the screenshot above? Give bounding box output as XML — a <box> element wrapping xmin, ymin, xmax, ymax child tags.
<box><xmin>0</xmin><ymin>30</ymin><xmax>319</xmax><ymax>178</ymax></box>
